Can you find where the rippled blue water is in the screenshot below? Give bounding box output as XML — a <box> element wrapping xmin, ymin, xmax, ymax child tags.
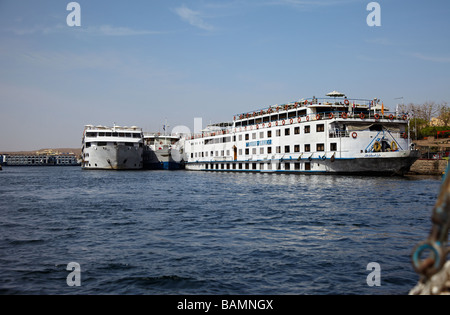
<box><xmin>0</xmin><ymin>166</ymin><xmax>442</xmax><ymax>295</ymax></box>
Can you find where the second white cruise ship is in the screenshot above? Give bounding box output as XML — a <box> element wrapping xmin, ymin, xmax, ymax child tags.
<box><xmin>81</xmin><ymin>124</ymin><xmax>144</xmax><ymax>170</ymax></box>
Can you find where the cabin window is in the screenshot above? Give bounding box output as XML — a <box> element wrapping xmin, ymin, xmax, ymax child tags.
<box><xmin>245</xmin><ymin>148</ymin><xmax>249</xmax><ymax>155</ymax></box>
<box><xmin>295</xmin><ymin>162</ymin><xmax>300</xmax><ymax>170</ymax></box>
<box><xmin>316</xmin><ymin>124</ymin><xmax>325</xmax><ymax>132</ymax></box>
<box><xmin>267</xmin><ymin>130</ymin><xmax>272</xmax><ymax>138</ymax></box>
<box><xmin>276</xmin><ymin>129</ymin><xmax>281</xmax><ymax>137</ymax></box>
<box><xmin>294</xmin><ymin>145</ymin><xmax>300</xmax><ymax>152</ymax></box>
<box><xmin>97</xmin><ymin>142</ymin><xmax>107</xmax><ymax>146</ymax></box>
<box><xmin>260</xmin><ymin>132</ymin><xmax>264</xmax><ymax>138</ymax></box>
<box><xmin>294</xmin><ymin>127</ymin><xmax>300</xmax><ymax>134</ymax></box>
<box><xmin>330</xmin><ymin>143</ymin><xmax>337</xmax><ymax>151</ymax></box>
<box><xmin>252</xmin><ymin>148</ymin><xmax>256</xmax><ymax>154</ymax></box>
<box><xmin>285</xmin><ymin>163</ymin><xmax>290</xmax><ymax>170</ymax></box>
<box><xmin>252</xmin><ymin>133</ymin><xmax>256</xmax><ymax>140</ymax></box>
<box><xmin>304</xmin><ymin>126</ymin><xmax>310</xmax><ymax>133</ymax></box>
<box><xmin>298</xmin><ymin>109</ymin><xmax>307</xmax><ymax>117</ymax></box>
<box><xmin>86</xmin><ymin>132</ymin><xmax>97</xmax><ymax>137</ymax></box>
<box><xmin>268</xmin><ymin>147</ymin><xmax>272</xmax><ymax>154</ymax></box>
<box><xmin>285</xmin><ymin>128</ymin><xmax>290</xmax><ymax>136</ymax></box>
<box><xmin>285</xmin><ymin>145</ymin><xmax>290</xmax><ymax>153</ymax></box>
<box><xmin>276</xmin><ymin>146</ymin><xmax>281</xmax><ymax>153</ymax></box>
<box><xmin>305</xmin><ymin>144</ymin><xmax>311</xmax><ymax>152</ymax></box>
<box><xmin>317</xmin><ymin>143</ymin><xmax>325</xmax><ymax>151</ymax></box>
<box><xmin>260</xmin><ymin>147</ymin><xmax>264</xmax><ymax>154</ymax></box>
<box><xmin>245</xmin><ymin>134</ymin><xmax>249</xmax><ymax>140</ymax></box>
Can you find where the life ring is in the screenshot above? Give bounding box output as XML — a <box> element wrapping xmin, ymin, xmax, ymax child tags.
<box><xmin>359</xmin><ymin>113</ymin><xmax>365</xmax><ymax>119</ymax></box>
<box><xmin>297</xmin><ymin>117</ymin><xmax>301</xmax><ymax>123</ymax></box>
<box><xmin>256</xmin><ymin>124</ymin><xmax>259</xmax><ymax>129</ymax></box>
<box><xmin>402</xmin><ymin>114</ymin><xmax>407</xmax><ymax>120</ymax></box>
<box><xmin>321</xmin><ymin>155</ymin><xmax>327</xmax><ymax>161</ymax></box>
<box><xmin>391</xmin><ymin>141</ymin><xmax>398</xmax><ymax>151</ymax></box>
<box><xmin>342</xmin><ymin>112</ymin><xmax>348</xmax><ymax>119</ymax></box>
<box><xmin>344</xmin><ymin>99</ymin><xmax>350</xmax><ymax>105</ymax></box>
<box><xmin>262</xmin><ymin>123</ymin><xmax>265</xmax><ymax>128</ymax></box>
<box><xmin>373</xmin><ymin>141</ymin><xmax>381</xmax><ymax>152</ymax></box>
<box><xmin>389</xmin><ymin>114</ymin><xmax>394</xmax><ymax>120</ymax></box>
<box><xmin>329</xmin><ymin>113</ymin><xmax>334</xmax><ymax>119</ymax></box>
<box><xmin>316</xmin><ymin>114</ymin><xmax>321</xmax><ymax>120</ymax></box>
<box><xmin>268</xmin><ymin>122</ymin><xmax>271</xmax><ymax>128</ymax></box>
<box><xmin>352</xmin><ymin>132</ymin><xmax>357</xmax><ymax>139</ymax></box>
<box><xmin>374</xmin><ymin>113</ymin><xmax>380</xmax><ymax>120</ymax></box>
<box><xmin>306</xmin><ymin>116</ymin><xmax>310</xmax><ymax>121</ymax></box>
<box><xmin>282</xmin><ymin>120</ymin><xmax>286</xmax><ymax>125</ymax></box>
<box><xmin>275</xmin><ymin>121</ymin><xmax>278</xmax><ymax>126</ymax></box>
<box><xmin>290</xmin><ymin>118</ymin><xmax>294</xmax><ymax>124</ymax></box>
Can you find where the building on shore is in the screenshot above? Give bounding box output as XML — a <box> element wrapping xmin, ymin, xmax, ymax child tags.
<box><xmin>2</xmin><ymin>153</ymin><xmax>80</xmax><ymax>166</ymax></box>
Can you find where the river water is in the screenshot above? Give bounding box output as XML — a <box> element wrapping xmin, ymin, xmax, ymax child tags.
<box><xmin>0</xmin><ymin>166</ymin><xmax>441</xmax><ymax>295</ymax></box>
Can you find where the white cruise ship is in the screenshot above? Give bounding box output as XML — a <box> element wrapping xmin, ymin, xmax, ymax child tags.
<box><xmin>81</xmin><ymin>125</ymin><xmax>144</xmax><ymax>170</ymax></box>
<box><xmin>183</xmin><ymin>92</ymin><xmax>420</xmax><ymax>175</ymax></box>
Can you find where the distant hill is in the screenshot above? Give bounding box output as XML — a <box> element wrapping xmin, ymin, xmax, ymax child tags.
<box><xmin>0</xmin><ymin>148</ymin><xmax>82</xmax><ymax>156</ymax></box>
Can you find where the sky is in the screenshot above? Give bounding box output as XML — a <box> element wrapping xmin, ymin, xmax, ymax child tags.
<box><xmin>1</xmin><ymin>0</ymin><xmax>450</xmax><ymax>151</ymax></box>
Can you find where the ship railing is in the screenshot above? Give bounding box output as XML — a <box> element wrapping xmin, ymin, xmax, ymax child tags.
<box><xmin>329</xmin><ymin>130</ymin><xmax>350</xmax><ymax>138</ymax></box>
<box><xmin>234</xmin><ymin>98</ymin><xmax>401</xmax><ymax>121</ymax></box>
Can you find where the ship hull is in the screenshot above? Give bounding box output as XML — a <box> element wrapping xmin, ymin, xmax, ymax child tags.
<box><xmin>82</xmin><ymin>145</ymin><xmax>143</xmax><ymax>170</ymax></box>
<box><xmin>143</xmin><ymin>147</ymin><xmax>184</xmax><ymax>170</ymax></box>
<box><xmin>185</xmin><ymin>150</ymin><xmax>420</xmax><ymax>176</ymax></box>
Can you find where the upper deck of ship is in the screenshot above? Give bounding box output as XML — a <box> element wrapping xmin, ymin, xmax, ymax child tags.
<box><xmin>186</xmin><ymin>94</ymin><xmax>409</xmax><ymax>140</ymax></box>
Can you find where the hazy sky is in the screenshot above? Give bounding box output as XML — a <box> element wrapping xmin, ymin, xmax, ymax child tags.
<box><xmin>1</xmin><ymin>0</ymin><xmax>449</xmax><ymax>151</ymax></box>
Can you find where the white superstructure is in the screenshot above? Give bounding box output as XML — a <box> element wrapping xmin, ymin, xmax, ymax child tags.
<box><xmin>81</xmin><ymin>125</ymin><xmax>144</xmax><ymax>170</ymax></box>
<box><xmin>183</xmin><ymin>93</ymin><xmax>420</xmax><ymax>175</ymax></box>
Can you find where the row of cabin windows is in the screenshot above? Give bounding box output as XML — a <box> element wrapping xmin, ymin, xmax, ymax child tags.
<box><xmin>240</xmin><ymin>125</ymin><xmax>323</xmax><ymax>140</ymax></box>
<box><xmin>190</xmin><ymin>143</ymin><xmax>337</xmax><ymax>158</ymax></box>
<box><xmin>200</xmin><ymin>124</ymin><xmax>325</xmax><ymax>145</ymax></box>
<box><xmin>86</xmin><ymin>132</ymin><xmax>142</xmax><ymax>138</ymax></box>
<box><xmin>203</xmin><ymin>162</ymin><xmax>314</xmax><ymax>171</ymax></box>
